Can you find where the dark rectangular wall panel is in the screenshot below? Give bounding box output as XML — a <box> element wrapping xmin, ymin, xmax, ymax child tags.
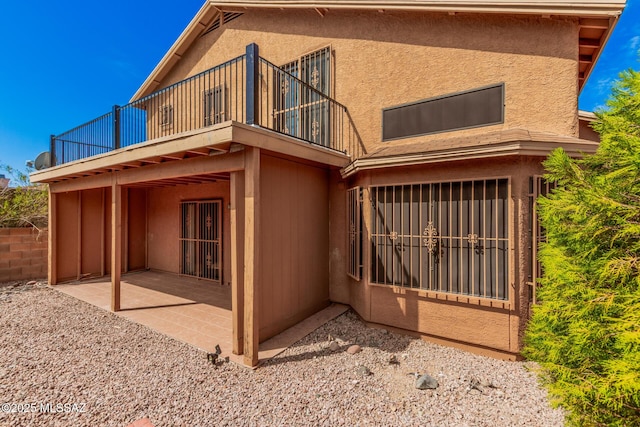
<box><xmin>382</xmin><ymin>84</ymin><xmax>504</xmax><ymax>141</ymax></box>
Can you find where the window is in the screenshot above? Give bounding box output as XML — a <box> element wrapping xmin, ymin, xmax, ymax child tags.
<box><xmin>527</xmin><ymin>176</ymin><xmax>555</xmax><ymax>304</ymax></box>
<box><xmin>180</xmin><ymin>200</ymin><xmax>222</xmax><ymax>282</ymax></box>
<box><xmin>203</xmin><ymin>86</ymin><xmax>227</xmax><ymax>126</ymax></box>
<box><xmin>371</xmin><ymin>179</ymin><xmax>509</xmax><ymax>300</ymax></box>
<box><xmin>347</xmin><ymin>187</ymin><xmax>363</xmax><ymax>280</ymax></box>
<box><xmin>160</xmin><ymin>105</ymin><xmax>173</xmax><ymax>126</ymax></box>
<box><xmin>274</xmin><ymin>47</ymin><xmax>332</xmax><ymax>146</ymax></box>
<box><xmin>382</xmin><ymin>84</ymin><xmax>504</xmax><ymax>141</ymax></box>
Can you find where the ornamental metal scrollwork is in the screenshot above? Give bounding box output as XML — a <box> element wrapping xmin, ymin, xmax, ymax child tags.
<box><xmin>349</xmin><ymin>223</ymin><xmax>356</xmax><ymax>243</ymax></box>
<box><xmin>311</xmin><ymin>66</ymin><xmax>320</xmax><ymax>88</ymax></box>
<box><xmin>206</xmin><ymin>215</ymin><xmax>212</xmax><ymax>229</ymax></box>
<box><xmin>311</xmin><ymin>120</ymin><xmax>320</xmax><ymax>139</ymax></box>
<box><xmin>467</xmin><ymin>233</ymin><xmax>479</xmax><ymax>246</ymax></box>
<box><xmin>281</xmin><ymin>79</ymin><xmax>290</xmax><ymax>95</ymax></box>
<box><xmin>389</xmin><ymin>231</ymin><xmax>398</xmax><ymax>241</ymax></box>
<box><xmin>422</xmin><ymin>221</ymin><xmax>438</xmax><ymax>254</ymax></box>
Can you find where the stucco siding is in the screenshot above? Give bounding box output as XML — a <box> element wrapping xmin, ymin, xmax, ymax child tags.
<box><xmin>157</xmin><ymin>9</ymin><xmax>579</xmax><ymax>155</ymax></box>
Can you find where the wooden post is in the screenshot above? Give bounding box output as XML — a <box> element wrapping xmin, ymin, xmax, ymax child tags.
<box><xmin>231</xmin><ymin>171</ymin><xmax>245</xmax><ymax>355</ymax></box>
<box><xmin>48</xmin><ymin>188</ymin><xmax>57</xmax><ymax>285</ymax></box>
<box><xmin>243</xmin><ymin>147</ymin><xmax>260</xmax><ymax>366</ymax></box>
<box><xmin>77</xmin><ymin>191</ymin><xmax>82</xmax><ymax>280</ymax></box>
<box><xmin>100</xmin><ymin>188</ymin><xmax>105</xmax><ymax>277</ymax></box>
<box><xmin>111</xmin><ymin>181</ymin><xmax>122</xmax><ymax>312</ymax></box>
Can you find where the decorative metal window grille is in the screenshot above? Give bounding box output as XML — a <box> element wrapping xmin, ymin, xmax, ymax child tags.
<box><xmin>180</xmin><ymin>200</ymin><xmax>222</xmax><ymax>282</ymax></box>
<box><xmin>160</xmin><ymin>105</ymin><xmax>173</xmax><ymax>126</ymax></box>
<box><xmin>347</xmin><ymin>187</ymin><xmax>363</xmax><ymax>280</ymax></box>
<box><xmin>203</xmin><ymin>86</ymin><xmax>227</xmax><ymax>126</ymax></box>
<box><xmin>274</xmin><ymin>47</ymin><xmax>331</xmax><ymax>146</ymax></box>
<box><xmin>371</xmin><ymin>179</ymin><xmax>510</xmax><ymax>300</ymax></box>
<box><xmin>527</xmin><ymin>176</ymin><xmax>556</xmax><ymax>304</ymax></box>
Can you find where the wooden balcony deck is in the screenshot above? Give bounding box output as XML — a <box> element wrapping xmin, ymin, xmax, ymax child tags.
<box><xmin>55</xmin><ymin>270</ymin><xmax>348</xmax><ymax>367</ymax></box>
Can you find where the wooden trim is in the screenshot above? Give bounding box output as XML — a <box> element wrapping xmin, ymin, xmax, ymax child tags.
<box><xmin>341</xmin><ymin>140</ymin><xmax>599</xmax><ymax>178</ymax></box>
<box><xmin>77</xmin><ymin>191</ymin><xmax>82</xmax><ymax>280</ymax></box>
<box><xmin>100</xmin><ymin>188</ymin><xmax>105</xmax><ymax>277</ymax></box>
<box><xmin>48</xmin><ymin>150</ymin><xmax>245</xmax><ymax>193</ymax></box>
<box><xmin>123</xmin><ymin>188</ymin><xmax>129</xmax><ymax>274</ymax></box>
<box><xmin>231</xmin><ymin>170</ymin><xmax>245</xmax><ymax>355</ymax></box>
<box><xmin>111</xmin><ymin>181</ymin><xmax>122</xmax><ymax>312</ymax></box>
<box><xmin>48</xmin><ymin>190</ymin><xmax>57</xmax><ymax>285</ymax></box>
<box><xmin>243</xmin><ymin>147</ymin><xmax>260</xmax><ymax>367</ymax></box>
<box><xmin>31</xmin><ymin>124</ymin><xmax>234</xmax><ymax>184</ymax></box>
<box><xmin>145</xmin><ymin>188</ymin><xmax>149</xmax><ymax>270</ymax></box>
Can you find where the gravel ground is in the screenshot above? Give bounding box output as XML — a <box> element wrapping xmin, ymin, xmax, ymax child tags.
<box><xmin>0</xmin><ymin>281</ymin><xmax>564</xmax><ymax>427</ymax></box>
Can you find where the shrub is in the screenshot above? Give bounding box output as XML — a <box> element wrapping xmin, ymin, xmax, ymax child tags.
<box><xmin>523</xmin><ymin>69</ymin><xmax>640</xmax><ymax>426</ymax></box>
<box><xmin>0</xmin><ymin>165</ymin><xmax>48</xmax><ymax>229</ymax></box>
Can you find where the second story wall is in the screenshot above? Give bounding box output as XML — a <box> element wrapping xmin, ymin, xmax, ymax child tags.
<box><xmin>155</xmin><ymin>8</ymin><xmax>580</xmax><ymax>155</ymax></box>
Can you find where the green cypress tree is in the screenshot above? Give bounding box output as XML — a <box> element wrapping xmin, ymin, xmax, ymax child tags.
<box><xmin>523</xmin><ymin>69</ymin><xmax>640</xmax><ymax>426</ymax></box>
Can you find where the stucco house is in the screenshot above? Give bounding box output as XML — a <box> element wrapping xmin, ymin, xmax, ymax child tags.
<box><xmin>31</xmin><ymin>0</ymin><xmax>625</xmax><ymax>367</ymax></box>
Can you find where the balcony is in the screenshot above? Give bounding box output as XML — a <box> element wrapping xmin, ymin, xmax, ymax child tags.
<box><xmin>48</xmin><ymin>44</ymin><xmax>362</xmax><ymax>169</ymax></box>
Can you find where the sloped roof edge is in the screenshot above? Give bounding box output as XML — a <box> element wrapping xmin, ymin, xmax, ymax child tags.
<box><xmin>130</xmin><ymin>0</ymin><xmax>625</xmax><ymax>102</ymax></box>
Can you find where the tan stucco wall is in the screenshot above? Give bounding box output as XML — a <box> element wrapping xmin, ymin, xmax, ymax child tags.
<box><xmin>158</xmin><ymin>9</ymin><xmax>579</xmax><ymax>155</ymax></box>
<box><xmin>147</xmin><ymin>182</ymin><xmax>231</xmax><ymax>283</ymax></box>
<box><xmin>328</xmin><ymin>156</ymin><xmax>547</xmax><ymax>356</ymax></box>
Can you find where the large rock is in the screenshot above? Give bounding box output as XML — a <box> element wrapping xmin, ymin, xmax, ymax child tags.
<box><xmin>346</xmin><ymin>345</ymin><xmax>362</xmax><ymax>355</ymax></box>
<box><xmin>415</xmin><ymin>374</ymin><xmax>439</xmax><ymax>390</ymax></box>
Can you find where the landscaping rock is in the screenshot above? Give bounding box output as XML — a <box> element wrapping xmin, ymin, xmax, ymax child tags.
<box><xmin>329</xmin><ymin>341</ymin><xmax>340</xmax><ymax>351</ymax></box>
<box><xmin>415</xmin><ymin>373</ymin><xmax>439</xmax><ymax>390</ymax></box>
<box><xmin>346</xmin><ymin>345</ymin><xmax>361</xmax><ymax>355</ymax></box>
<box><xmin>356</xmin><ymin>365</ymin><xmax>372</xmax><ymax>376</ymax></box>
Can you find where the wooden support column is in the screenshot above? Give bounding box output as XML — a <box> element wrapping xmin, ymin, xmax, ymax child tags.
<box><xmin>243</xmin><ymin>147</ymin><xmax>260</xmax><ymax>367</ymax></box>
<box><xmin>48</xmin><ymin>189</ymin><xmax>57</xmax><ymax>285</ymax></box>
<box><xmin>76</xmin><ymin>192</ymin><xmax>82</xmax><ymax>280</ymax></box>
<box><xmin>111</xmin><ymin>181</ymin><xmax>122</xmax><ymax>312</ymax></box>
<box><xmin>231</xmin><ymin>171</ymin><xmax>245</xmax><ymax>355</ymax></box>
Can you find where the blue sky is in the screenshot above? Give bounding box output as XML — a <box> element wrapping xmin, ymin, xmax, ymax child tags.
<box><xmin>0</xmin><ymin>0</ymin><xmax>638</xmax><ymax>180</ymax></box>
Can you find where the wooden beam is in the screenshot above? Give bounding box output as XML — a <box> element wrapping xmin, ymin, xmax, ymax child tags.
<box><xmin>243</xmin><ymin>147</ymin><xmax>260</xmax><ymax>367</ymax></box>
<box><xmin>31</xmin><ymin>124</ymin><xmax>234</xmax><ymax>184</ymax></box>
<box><xmin>579</xmin><ymin>18</ymin><xmax>609</xmax><ymax>29</ymax></box>
<box><xmin>48</xmin><ymin>189</ymin><xmax>57</xmax><ymax>285</ymax></box>
<box><xmin>231</xmin><ymin>170</ymin><xmax>245</xmax><ymax>355</ymax></box>
<box><xmin>50</xmin><ymin>151</ymin><xmax>244</xmax><ymax>193</ymax></box>
<box><xmin>111</xmin><ymin>181</ymin><xmax>122</xmax><ymax>312</ymax></box>
<box><xmin>579</xmin><ymin>54</ymin><xmax>593</xmax><ymax>64</ymax></box>
<box><xmin>579</xmin><ymin>37</ymin><xmax>601</xmax><ymax>49</ymax></box>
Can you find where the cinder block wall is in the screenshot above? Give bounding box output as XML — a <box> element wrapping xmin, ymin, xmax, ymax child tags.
<box><xmin>0</xmin><ymin>228</ymin><xmax>48</xmax><ymax>282</ymax></box>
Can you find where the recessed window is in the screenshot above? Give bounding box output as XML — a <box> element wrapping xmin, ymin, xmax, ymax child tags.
<box><xmin>382</xmin><ymin>84</ymin><xmax>504</xmax><ymax>141</ymax></box>
<box><xmin>274</xmin><ymin>47</ymin><xmax>332</xmax><ymax>146</ymax></box>
<box><xmin>160</xmin><ymin>105</ymin><xmax>173</xmax><ymax>127</ymax></box>
<box><xmin>370</xmin><ymin>179</ymin><xmax>510</xmax><ymax>300</ymax></box>
<box><xmin>203</xmin><ymin>86</ymin><xmax>227</xmax><ymax>126</ymax></box>
<box><xmin>347</xmin><ymin>187</ymin><xmax>363</xmax><ymax>280</ymax></box>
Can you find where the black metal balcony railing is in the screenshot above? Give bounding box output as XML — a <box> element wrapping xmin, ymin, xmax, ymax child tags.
<box><xmin>50</xmin><ymin>44</ymin><xmax>363</xmax><ymax>167</ymax></box>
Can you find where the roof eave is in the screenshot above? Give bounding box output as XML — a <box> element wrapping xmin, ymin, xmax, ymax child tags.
<box><xmin>130</xmin><ymin>0</ymin><xmax>625</xmax><ymax>102</ymax></box>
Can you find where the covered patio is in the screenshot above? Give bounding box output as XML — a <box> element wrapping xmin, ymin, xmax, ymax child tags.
<box><xmin>55</xmin><ymin>270</ymin><xmax>348</xmax><ymax>366</ymax></box>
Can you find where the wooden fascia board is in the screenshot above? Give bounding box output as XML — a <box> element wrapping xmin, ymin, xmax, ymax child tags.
<box><xmin>230</xmin><ymin>122</ymin><xmax>351</xmax><ymax>168</ymax></box>
<box><xmin>340</xmin><ymin>140</ymin><xmax>599</xmax><ymax>178</ymax></box>
<box><xmin>209</xmin><ymin>1</ymin><xmax>625</xmax><ymax>17</ymax></box>
<box><xmin>49</xmin><ymin>150</ymin><xmax>244</xmax><ymax>194</ymax></box>
<box><xmin>31</xmin><ymin>124</ymin><xmax>235</xmax><ymax>184</ymax></box>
